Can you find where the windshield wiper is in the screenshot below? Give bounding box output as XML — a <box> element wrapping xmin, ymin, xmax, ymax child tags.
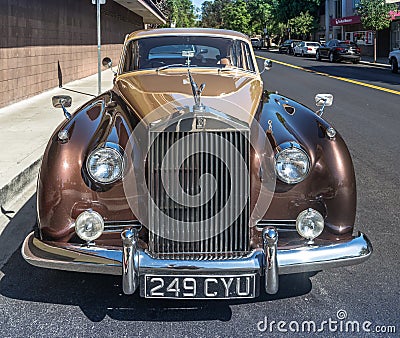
<box><xmin>156</xmin><ymin>64</ymin><xmax>198</xmax><ymax>72</ymax></box>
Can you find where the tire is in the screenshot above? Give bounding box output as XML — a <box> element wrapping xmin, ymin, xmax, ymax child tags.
<box><xmin>286</xmin><ymin>48</ymin><xmax>291</xmax><ymax>55</ymax></box>
<box><xmin>329</xmin><ymin>52</ymin><xmax>335</xmax><ymax>63</ymax></box>
<box><xmin>352</xmin><ymin>58</ymin><xmax>360</xmax><ymax>64</ymax></box>
<box><xmin>391</xmin><ymin>58</ymin><xmax>398</xmax><ymax>73</ymax></box>
<box><xmin>301</xmin><ymin>51</ymin><xmax>304</xmax><ymax>57</ymax></box>
<box><xmin>316</xmin><ymin>51</ymin><xmax>321</xmax><ymax>61</ymax></box>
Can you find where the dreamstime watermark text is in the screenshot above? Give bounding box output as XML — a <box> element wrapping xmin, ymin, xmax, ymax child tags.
<box><xmin>257</xmin><ymin>310</ymin><xmax>396</xmax><ymax>334</ymax></box>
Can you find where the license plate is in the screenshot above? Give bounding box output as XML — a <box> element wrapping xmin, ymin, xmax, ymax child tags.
<box><xmin>144</xmin><ymin>274</ymin><xmax>256</xmax><ymax>299</ymax></box>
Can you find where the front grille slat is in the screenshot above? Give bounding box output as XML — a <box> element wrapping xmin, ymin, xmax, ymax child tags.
<box><xmin>148</xmin><ymin>130</ymin><xmax>250</xmax><ymax>260</ymax></box>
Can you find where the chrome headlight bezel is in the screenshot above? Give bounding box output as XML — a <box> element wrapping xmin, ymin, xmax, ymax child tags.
<box><xmin>275</xmin><ymin>142</ymin><xmax>310</xmax><ymax>184</ymax></box>
<box><xmin>75</xmin><ymin>210</ymin><xmax>104</xmax><ymax>242</ymax></box>
<box><xmin>86</xmin><ymin>143</ymin><xmax>125</xmax><ymax>184</ymax></box>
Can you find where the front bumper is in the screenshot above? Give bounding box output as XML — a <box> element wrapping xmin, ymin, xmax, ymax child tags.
<box><xmin>22</xmin><ymin>229</ymin><xmax>372</xmax><ymax>297</ymax></box>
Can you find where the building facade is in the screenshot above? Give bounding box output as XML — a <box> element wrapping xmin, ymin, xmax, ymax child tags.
<box><xmin>318</xmin><ymin>0</ymin><xmax>399</xmax><ymax>57</ymax></box>
<box><xmin>0</xmin><ymin>0</ymin><xmax>165</xmax><ymax>108</ymax></box>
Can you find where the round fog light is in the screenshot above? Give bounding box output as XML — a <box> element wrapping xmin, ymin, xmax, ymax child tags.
<box><xmin>296</xmin><ymin>208</ymin><xmax>324</xmax><ymax>240</ymax></box>
<box><xmin>75</xmin><ymin>210</ymin><xmax>104</xmax><ymax>242</ymax></box>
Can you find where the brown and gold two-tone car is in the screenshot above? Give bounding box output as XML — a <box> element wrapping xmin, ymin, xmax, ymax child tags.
<box><xmin>22</xmin><ymin>28</ymin><xmax>372</xmax><ymax>299</ymax></box>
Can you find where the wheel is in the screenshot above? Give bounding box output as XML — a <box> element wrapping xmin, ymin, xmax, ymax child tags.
<box><xmin>286</xmin><ymin>48</ymin><xmax>291</xmax><ymax>55</ymax></box>
<box><xmin>391</xmin><ymin>58</ymin><xmax>398</xmax><ymax>73</ymax></box>
<box><xmin>352</xmin><ymin>58</ymin><xmax>360</xmax><ymax>64</ymax></box>
<box><xmin>316</xmin><ymin>51</ymin><xmax>321</xmax><ymax>61</ymax></box>
<box><xmin>329</xmin><ymin>52</ymin><xmax>335</xmax><ymax>63</ymax></box>
<box><xmin>301</xmin><ymin>51</ymin><xmax>304</xmax><ymax>57</ymax></box>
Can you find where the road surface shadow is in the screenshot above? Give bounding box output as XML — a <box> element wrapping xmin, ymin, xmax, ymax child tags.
<box><xmin>0</xmin><ymin>195</ymin><xmax>313</xmax><ymax>323</ymax></box>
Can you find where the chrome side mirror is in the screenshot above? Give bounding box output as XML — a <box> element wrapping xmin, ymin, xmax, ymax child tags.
<box><xmin>52</xmin><ymin>95</ymin><xmax>72</xmax><ymax>120</ymax></box>
<box><xmin>102</xmin><ymin>57</ymin><xmax>112</xmax><ymax>68</ymax></box>
<box><xmin>102</xmin><ymin>57</ymin><xmax>116</xmax><ymax>75</ymax></box>
<box><xmin>315</xmin><ymin>93</ymin><xmax>333</xmax><ymax>116</ymax></box>
<box><xmin>260</xmin><ymin>59</ymin><xmax>272</xmax><ymax>74</ymax></box>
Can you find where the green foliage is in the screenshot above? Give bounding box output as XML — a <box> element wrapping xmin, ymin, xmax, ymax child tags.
<box><xmin>160</xmin><ymin>0</ymin><xmax>196</xmax><ymax>27</ymax></box>
<box><xmin>200</xmin><ymin>0</ymin><xmax>231</xmax><ymax>28</ymax></box>
<box><xmin>221</xmin><ymin>0</ymin><xmax>251</xmax><ymax>34</ymax></box>
<box><xmin>247</xmin><ymin>0</ymin><xmax>273</xmax><ymax>35</ymax></box>
<box><xmin>289</xmin><ymin>11</ymin><xmax>317</xmax><ymax>37</ymax></box>
<box><xmin>357</xmin><ymin>0</ymin><xmax>397</xmax><ymax>31</ymax></box>
<box><xmin>199</xmin><ymin>0</ymin><xmax>321</xmax><ymax>37</ymax></box>
<box><xmin>272</xmin><ymin>0</ymin><xmax>321</xmax><ymax>23</ymax></box>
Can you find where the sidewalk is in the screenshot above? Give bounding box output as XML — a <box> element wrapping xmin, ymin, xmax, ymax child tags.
<box><xmin>0</xmin><ymin>70</ymin><xmax>114</xmax><ymax>209</ymax></box>
<box><xmin>359</xmin><ymin>55</ymin><xmax>390</xmax><ymax>68</ymax></box>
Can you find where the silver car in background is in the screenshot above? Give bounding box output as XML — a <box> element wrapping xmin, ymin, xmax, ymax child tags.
<box><xmin>294</xmin><ymin>41</ymin><xmax>321</xmax><ymax>57</ymax></box>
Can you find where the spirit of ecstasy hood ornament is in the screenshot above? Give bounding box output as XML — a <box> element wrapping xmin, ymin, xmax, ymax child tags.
<box><xmin>188</xmin><ymin>70</ymin><xmax>205</xmax><ymax>109</ymax></box>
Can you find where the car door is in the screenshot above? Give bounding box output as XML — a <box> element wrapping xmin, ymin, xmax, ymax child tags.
<box><xmin>321</xmin><ymin>40</ymin><xmax>332</xmax><ymax>58</ymax></box>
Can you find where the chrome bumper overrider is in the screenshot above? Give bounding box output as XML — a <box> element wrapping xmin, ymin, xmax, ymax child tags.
<box><xmin>22</xmin><ymin>229</ymin><xmax>372</xmax><ymax>296</ymax></box>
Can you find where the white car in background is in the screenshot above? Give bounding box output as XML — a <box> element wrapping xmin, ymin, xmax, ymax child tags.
<box><xmin>294</xmin><ymin>41</ymin><xmax>321</xmax><ymax>57</ymax></box>
<box><xmin>389</xmin><ymin>49</ymin><xmax>400</xmax><ymax>73</ymax></box>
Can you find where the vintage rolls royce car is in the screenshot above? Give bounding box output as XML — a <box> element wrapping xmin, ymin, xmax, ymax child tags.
<box><xmin>22</xmin><ymin>28</ymin><xmax>372</xmax><ymax>299</ymax></box>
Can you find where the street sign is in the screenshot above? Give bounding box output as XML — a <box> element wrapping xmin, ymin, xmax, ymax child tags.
<box><xmin>92</xmin><ymin>0</ymin><xmax>106</xmax><ymax>4</ymax></box>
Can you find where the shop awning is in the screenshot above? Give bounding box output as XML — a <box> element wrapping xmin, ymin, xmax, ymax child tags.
<box><xmin>114</xmin><ymin>0</ymin><xmax>166</xmax><ymax>24</ymax></box>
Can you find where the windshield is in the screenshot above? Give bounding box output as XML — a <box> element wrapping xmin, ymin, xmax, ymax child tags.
<box><xmin>122</xmin><ymin>36</ymin><xmax>255</xmax><ymax>72</ymax></box>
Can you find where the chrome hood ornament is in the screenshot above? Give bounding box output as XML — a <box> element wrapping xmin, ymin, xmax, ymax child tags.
<box><xmin>188</xmin><ymin>70</ymin><xmax>205</xmax><ymax>110</ymax></box>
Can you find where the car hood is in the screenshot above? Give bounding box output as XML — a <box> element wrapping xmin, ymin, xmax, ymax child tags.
<box><xmin>115</xmin><ymin>69</ymin><xmax>263</xmax><ymax>124</ymax></box>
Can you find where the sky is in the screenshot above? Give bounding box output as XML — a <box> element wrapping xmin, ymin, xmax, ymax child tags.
<box><xmin>192</xmin><ymin>0</ymin><xmax>206</xmax><ymax>9</ymax></box>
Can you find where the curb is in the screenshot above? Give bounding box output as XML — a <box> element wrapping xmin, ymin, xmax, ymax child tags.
<box><xmin>359</xmin><ymin>61</ymin><xmax>390</xmax><ymax>68</ymax></box>
<box><xmin>0</xmin><ymin>157</ymin><xmax>41</xmax><ymax>209</ymax></box>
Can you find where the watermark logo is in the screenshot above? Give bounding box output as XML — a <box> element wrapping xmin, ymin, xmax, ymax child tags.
<box><xmin>257</xmin><ymin>309</ymin><xmax>396</xmax><ymax>334</ymax></box>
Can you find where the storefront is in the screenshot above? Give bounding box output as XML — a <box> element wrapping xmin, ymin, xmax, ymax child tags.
<box><xmin>330</xmin><ymin>15</ymin><xmax>388</xmax><ymax>56</ymax></box>
<box><xmin>390</xmin><ymin>11</ymin><xmax>400</xmax><ymax>50</ymax></box>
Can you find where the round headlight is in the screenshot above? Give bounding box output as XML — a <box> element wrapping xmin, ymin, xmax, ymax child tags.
<box><xmin>75</xmin><ymin>210</ymin><xmax>104</xmax><ymax>242</ymax></box>
<box><xmin>87</xmin><ymin>147</ymin><xmax>123</xmax><ymax>184</ymax></box>
<box><xmin>296</xmin><ymin>208</ymin><xmax>324</xmax><ymax>240</ymax></box>
<box><xmin>275</xmin><ymin>146</ymin><xmax>310</xmax><ymax>184</ymax></box>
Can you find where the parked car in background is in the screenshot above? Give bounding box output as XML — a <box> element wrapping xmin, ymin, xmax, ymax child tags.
<box><xmin>293</xmin><ymin>41</ymin><xmax>321</xmax><ymax>57</ymax></box>
<box><xmin>316</xmin><ymin>40</ymin><xmax>361</xmax><ymax>63</ymax></box>
<box><xmin>279</xmin><ymin>39</ymin><xmax>301</xmax><ymax>54</ymax></box>
<box><xmin>389</xmin><ymin>48</ymin><xmax>400</xmax><ymax>73</ymax></box>
<box><xmin>22</xmin><ymin>28</ymin><xmax>372</xmax><ymax>300</ymax></box>
<box><xmin>251</xmin><ymin>37</ymin><xmax>262</xmax><ymax>50</ymax></box>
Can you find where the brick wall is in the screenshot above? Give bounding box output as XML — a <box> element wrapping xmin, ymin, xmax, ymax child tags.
<box><xmin>0</xmin><ymin>0</ymin><xmax>144</xmax><ymax>108</ymax></box>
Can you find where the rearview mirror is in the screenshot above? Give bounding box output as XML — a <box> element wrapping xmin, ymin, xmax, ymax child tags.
<box><xmin>315</xmin><ymin>93</ymin><xmax>333</xmax><ymax>117</ymax></box>
<box><xmin>52</xmin><ymin>95</ymin><xmax>72</xmax><ymax>108</ymax></box>
<box><xmin>102</xmin><ymin>57</ymin><xmax>112</xmax><ymax>68</ymax></box>
<box><xmin>52</xmin><ymin>95</ymin><xmax>72</xmax><ymax>119</ymax></box>
<box><xmin>315</xmin><ymin>94</ymin><xmax>333</xmax><ymax>107</ymax></box>
<box><xmin>260</xmin><ymin>59</ymin><xmax>272</xmax><ymax>74</ymax></box>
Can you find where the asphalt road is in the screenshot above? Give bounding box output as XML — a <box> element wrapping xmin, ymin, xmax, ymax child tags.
<box><xmin>0</xmin><ymin>52</ymin><xmax>399</xmax><ymax>337</ymax></box>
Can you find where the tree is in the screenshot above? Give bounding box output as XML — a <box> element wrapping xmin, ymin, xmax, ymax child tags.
<box><xmin>357</xmin><ymin>0</ymin><xmax>398</xmax><ymax>62</ymax></box>
<box><xmin>157</xmin><ymin>0</ymin><xmax>196</xmax><ymax>27</ymax></box>
<box><xmin>289</xmin><ymin>11</ymin><xmax>317</xmax><ymax>39</ymax></box>
<box><xmin>221</xmin><ymin>0</ymin><xmax>251</xmax><ymax>34</ymax></box>
<box><xmin>200</xmin><ymin>0</ymin><xmax>231</xmax><ymax>28</ymax></box>
<box><xmin>247</xmin><ymin>0</ymin><xmax>273</xmax><ymax>36</ymax></box>
<box><xmin>272</xmin><ymin>0</ymin><xmax>321</xmax><ymax>24</ymax></box>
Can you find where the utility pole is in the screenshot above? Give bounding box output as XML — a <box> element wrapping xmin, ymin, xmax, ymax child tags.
<box><xmin>92</xmin><ymin>0</ymin><xmax>106</xmax><ymax>95</ymax></box>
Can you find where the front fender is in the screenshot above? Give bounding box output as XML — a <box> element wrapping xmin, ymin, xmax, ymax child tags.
<box><xmin>257</xmin><ymin>92</ymin><xmax>356</xmax><ymax>235</ymax></box>
<box><xmin>38</xmin><ymin>92</ymin><xmax>138</xmax><ymax>241</ymax></box>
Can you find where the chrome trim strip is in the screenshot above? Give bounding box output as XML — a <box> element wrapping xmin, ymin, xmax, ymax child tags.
<box><xmin>22</xmin><ymin>231</ymin><xmax>372</xmax><ymax>283</ymax></box>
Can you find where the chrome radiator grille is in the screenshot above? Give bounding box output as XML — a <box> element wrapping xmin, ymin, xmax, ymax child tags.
<box><xmin>147</xmin><ymin>130</ymin><xmax>250</xmax><ymax>260</ymax></box>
